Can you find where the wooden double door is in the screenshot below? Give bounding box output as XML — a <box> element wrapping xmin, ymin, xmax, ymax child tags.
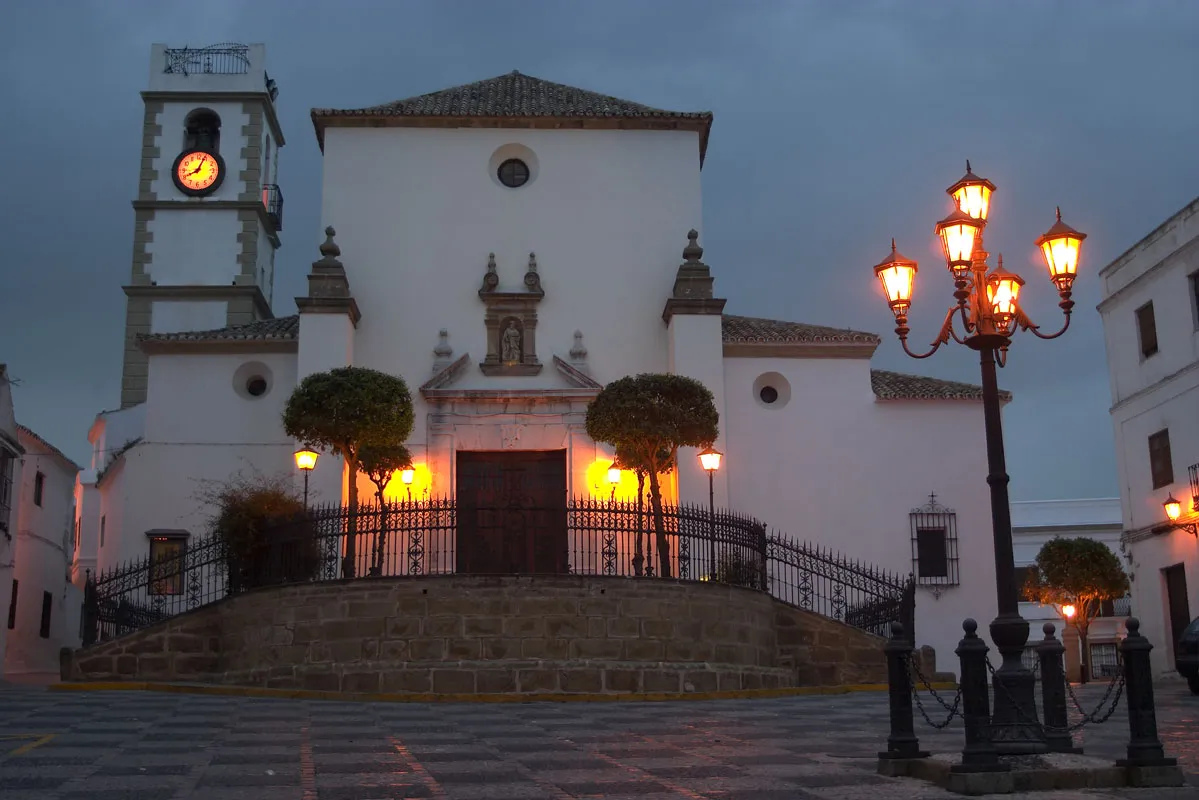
<box><xmin>456</xmin><ymin>450</ymin><xmax>568</xmax><ymax>575</ymax></box>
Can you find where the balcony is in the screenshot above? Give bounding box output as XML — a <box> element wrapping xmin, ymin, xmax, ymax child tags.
<box><xmin>1190</xmin><ymin>462</ymin><xmax>1198</xmax><ymax>511</ymax></box>
<box><xmin>163</xmin><ymin>43</ymin><xmax>250</xmax><ymax>76</ymax></box>
<box><xmin>262</xmin><ymin>184</ymin><xmax>283</xmax><ymax>231</ymax></box>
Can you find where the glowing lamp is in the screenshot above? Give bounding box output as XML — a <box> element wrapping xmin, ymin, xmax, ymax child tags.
<box><xmin>986</xmin><ymin>257</ymin><xmax>1025</xmax><ymax>335</ymax></box>
<box><xmin>606</xmin><ymin>462</ymin><xmax>622</xmax><ymax>486</ymax></box>
<box><xmin>1164</xmin><ymin>494</ymin><xmax>1182</xmax><ymax>522</ymax></box>
<box><xmin>400</xmin><ymin>467</ymin><xmax>415</xmax><ymax>486</ymax></box>
<box><xmin>935</xmin><ymin>204</ymin><xmax>984</xmax><ymax>279</ymax></box>
<box><xmin>1035</xmin><ymin>207</ymin><xmax>1087</xmax><ymax>291</ymax></box>
<box><xmin>1062</xmin><ymin>604</ymin><xmax>1076</xmax><ymax>620</ymax></box>
<box><xmin>873</xmin><ymin>240</ymin><xmax>918</xmax><ymax>318</ymax></box>
<box><xmin>294</xmin><ymin>449</ymin><xmax>319</xmax><ymax>471</ymax></box>
<box><xmin>946</xmin><ymin>161</ymin><xmax>996</xmax><ymax>222</ymax></box>
<box><xmin>698</xmin><ymin>447</ymin><xmax>723</xmax><ymax>472</ymax></box>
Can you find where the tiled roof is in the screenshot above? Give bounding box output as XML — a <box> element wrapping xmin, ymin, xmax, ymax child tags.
<box><xmin>312</xmin><ymin>70</ymin><xmax>712</xmax><ymax>123</ymax></box>
<box><xmin>139</xmin><ymin>315</ymin><xmax>299</xmax><ymax>344</ymax></box>
<box><xmin>721</xmin><ymin>315</ymin><xmax>881</xmax><ymax>345</ymax></box>
<box><xmin>870</xmin><ymin>369</ymin><xmax>1011</xmax><ymax>402</ymax></box>
<box><xmin>16</xmin><ymin>424</ymin><xmax>81</xmax><ymax>471</ymax></box>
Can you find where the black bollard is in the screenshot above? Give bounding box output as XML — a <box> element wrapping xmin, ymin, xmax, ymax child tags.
<box><xmin>878</xmin><ymin>621</ymin><xmax>929</xmax><ymax>761</ymax></box>
<box><xmin>954</xmin><ymin>618</ymin><xmax>1005</xmax><ymax>772</ymax></box>
<box><xmin>1117</xmin><ymin>618</ymin><xmax>1177</xmax><ymax>769</ymax></box>
<box><xmin>1037</xmin><ymin>622</ymin><xmax>1081</xmax><ymax>753</ymax></box>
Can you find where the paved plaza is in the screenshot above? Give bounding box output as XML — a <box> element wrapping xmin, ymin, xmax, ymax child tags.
<box><xmin>0</xmin><ymin>681</ymin><xmax>1196</xmax><ymax>799</ymax></box>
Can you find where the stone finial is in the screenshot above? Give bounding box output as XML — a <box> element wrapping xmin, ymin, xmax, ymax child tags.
<box><xmin>434</xmin><ymin>329</ymin><xmax>453</xmax><ymax>358</ymax></box>
<box><xmin>570</xmin><ymin>330</ymin><xmax>587</xmax><ymax>363</ymax></box>
<box><xmin>317</xmin><ymin>226</ymin><xmax>342</xmax><ymax>267</ymax></box>
<box><xmin>683</xmin><ymin>229</ymin><xmax>704</xmax><ymax>263</ymax></box>
<box><xmin>524</xmin><ymin>251</ymin><xmax>542</xmax><ymax>293</ymax></box>
<box><xmin>481</xmin><ymin>252</ymin><xmax>499</xmax><ymax>293</ymax></box>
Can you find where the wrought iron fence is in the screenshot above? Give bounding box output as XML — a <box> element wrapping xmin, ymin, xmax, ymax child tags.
<box><xmin>164</xmin><ymin>44</ymin><xmax>251</xmax><ymax>76</ymax></box>
<box><xmin>82</xmin><ymin>498</ymin><xmax>913</xmax><ymax>646</ymax></box>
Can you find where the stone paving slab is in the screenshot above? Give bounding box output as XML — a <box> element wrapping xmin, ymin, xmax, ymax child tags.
<box><xmin>0</xmin><ymin>681</ymin><xmax>1196</xmax><ymax>798</ymax></box>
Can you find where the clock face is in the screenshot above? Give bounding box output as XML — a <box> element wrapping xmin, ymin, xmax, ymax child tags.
<box><xmin>173</xmin><ymin>150</ymin><xmax>223</xmax><ymax>195</ymax></box>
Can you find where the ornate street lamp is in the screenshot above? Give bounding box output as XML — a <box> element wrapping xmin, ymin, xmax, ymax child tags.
<box><xmin>872</xmin><ymin>162</ymin><xmax>1087</xmax><ymax>754</ymax></box>
<box><xmin>1162</xmin><ymin>494</ymin><xmax>1198</xmax><ymax>537</ymax></box>
<box><xmin>606</xmin><ymin>462</ymin><xmax>621</xmax><ymax>501</ymax></box>
<box><xmin>699</xmin><ymin>447</ymin><xmax>723</xmax><ymax>579</ymax></box>
<box><xmin>400</xmin><ymin>466</ymin><xmax>415</xmax><ymax>501</ymax></box>
<box><xmin>294</xmin><ymin>448</ymin><xmax>319</xmax><ymax>510</ymax></box>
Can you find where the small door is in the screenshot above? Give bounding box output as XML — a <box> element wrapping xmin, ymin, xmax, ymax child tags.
<box><xmin>1164</xmin><ymin>563</ymin><xmax>1191</xmax><ymax>654</ymax></box>
<box><xmin>456</xmin><ymin>450</ymin><xmax>568</xmax><ymax>574</ymax></box>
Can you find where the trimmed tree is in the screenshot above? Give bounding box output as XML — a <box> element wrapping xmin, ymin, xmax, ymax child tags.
<box><xmin>1024</xmin><ymin>536</ymin><xmax>1130</xmax><ymax>683</ymax></box>
<box><xmin>586</xmin><ymin>373</ymin><xmax>719</xmax><ymax>578</ymax></box>
<box><xmin>359</xmin><ymin>443</ymin><xmax>413</xmax><ymax>576</ymax></box>
<box><xmin>613</xmin><ymin>442</ymin><xmax>672</xmax><ymax>577</ymax></box>
<box><xmin>282</xmin><ymin>366</ymin><xmax>414</xmax><ymax>578</ymax></box>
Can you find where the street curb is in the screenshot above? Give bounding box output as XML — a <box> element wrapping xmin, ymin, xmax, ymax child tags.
<box><xmin>47</xmin><ymin>680</ymin><xmax>958</xmax><ymax>704</ymax></box>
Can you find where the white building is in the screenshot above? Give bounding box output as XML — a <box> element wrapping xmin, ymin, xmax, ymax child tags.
<box><xmin>72</xmin><ymin>42</ymin><xmax>1041</xmax><ymax>671</ymax></box>
<box><xmin>0</xmin><ymin>365</ymin><xmax>22</xmax><ymax>675</ymax></box>
<box><xmin>6</xmin><ymin>426</ymin><xmax>81</xmax><ymax>677</ymax></box>
<box><xmin>1098</xmin><ymin>195</ymin><xmax>1199</xmax><ymax>677</ymax></box>
<box><xmin>1011</xmin><ymin>498</ymin><xmax>1129</xmax><ymax>681</ymax></box>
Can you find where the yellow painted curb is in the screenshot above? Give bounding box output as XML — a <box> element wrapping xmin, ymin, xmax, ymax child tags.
<box><xmin>47</xmin><ymin>680</ymin><xmax>957</xmax><ymax>704</ymax></box>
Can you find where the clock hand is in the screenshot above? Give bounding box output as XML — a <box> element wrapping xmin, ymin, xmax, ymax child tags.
<box><xmin>189</xmin><ymin>156</ymin><xmax>207</xmax><ymax>176</ymax></box>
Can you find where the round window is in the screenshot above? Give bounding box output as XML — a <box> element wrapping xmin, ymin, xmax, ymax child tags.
<box><xmin>497</xmin><ymin>158</ymin><xmax>530</xmax><ymax>188</ymax></box>
<box><xmin>246</xmin><ymin>376</ymin><xmax>268</xmax><ymax>397</ymax></box>
<box><xmin>759</xmin><ymin>386</ymin><xmax>779</xmax><ymax>404</ymax></box>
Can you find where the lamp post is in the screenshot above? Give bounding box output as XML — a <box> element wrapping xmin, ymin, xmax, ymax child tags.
<box><xmin>400</xmin><ymin>466</ymin><xmax>415</xmax><ymax>502</ymax></box>
<box><xmin>294</xmin><ymin>448</ymin><xmax>319</xmax><ymax>510</ymax></box>
<box><xmin>699</xmin><ymin>447</ymin><xmax>722</xmax><ymax>579</ymax></box>
<box><xmin>872</xmin><ymin>161</ymin><xmax>1087</xmax><ymax>754</ymax></box>
<box><xmin>1061</xmin><ymin>604</ymin><xmax>1086</xmax><ymax>684</ymax></box>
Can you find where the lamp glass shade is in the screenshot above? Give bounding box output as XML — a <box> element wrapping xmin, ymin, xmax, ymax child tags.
<box><xmin>294</xmin><ymin>449</ymin><xmax>319</xmax><ymax>471</ymax></box>
<box><xmin>606</xmin><ymin>464</ymin><xmax>621</xmax><ymax>485</ymax></box>
<box><xmin>986</xmin><ymin>264</ymin><xmax>1025</xmax><ymax>333</ymax></box>
<box><xmin>1062</xmin><ymin>604</ymin><xmax>1076</xmax><ymax>619</ymax></box>
<box><xmin>934</xmin><ymin>207</ymin><xmax>983</xmax><ymax>269</ymax></box>
<box><xmin>873</xmin><ymin>242</ymin><xmax>918</xmax><ymax>316</ymax></box>
<box><xmin>952</xmin><ymin>182</ymin><xmax>993</xmax><ymax>222</ymax></box>
<box><xmin>400</xmin><ymin>467</ymin><xmax>415</xmax><ymax>485</ymax></box>
<box><xmin>698</xmin><ymin>447</ymin><xmax>723</xmax><ymax>472</ymax></box>
<box><xmin>1164</xmin><ymin>494</ymin><xmax>1182</xmax><ymax>522</ymax></box>
<box><xmin>1036</xmin><ymin>209</ymin><xmax>1087</xmax><ymax>289</ymax></box>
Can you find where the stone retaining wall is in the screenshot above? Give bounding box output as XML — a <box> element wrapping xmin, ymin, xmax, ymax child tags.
<box><xmin>65</xmin><ymin>575</ymin><xmax>889</xmax><ymax>694</ymax></box>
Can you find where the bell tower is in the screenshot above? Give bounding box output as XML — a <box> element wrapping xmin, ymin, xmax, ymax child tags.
<box><xmin>119</xmin><ymin>42</ymin><xmax>285</xmax><ymax>407</ymax></box>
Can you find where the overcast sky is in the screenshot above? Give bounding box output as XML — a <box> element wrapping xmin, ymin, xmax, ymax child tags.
<box><xmin>2</xmin><ymin>0</ymin><xmax>1196</xmax><ymax>501</ymax></box>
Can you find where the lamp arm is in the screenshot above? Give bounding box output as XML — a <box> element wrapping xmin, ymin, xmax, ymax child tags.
<box><xmin>896</xmin><ymin>306</ymin><xmax>956</xmax><ymax>359</ymax></box>
<box><xmin>1015</xmin><ymin>305</ymin><xmax>1072</xmax><ymax>340</ymax></box>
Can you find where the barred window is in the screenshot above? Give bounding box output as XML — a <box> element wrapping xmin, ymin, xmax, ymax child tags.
<box><xmin>910</xmin><ymin>493</ymin><xmax>959</xmax><ymax>590</ymax></box>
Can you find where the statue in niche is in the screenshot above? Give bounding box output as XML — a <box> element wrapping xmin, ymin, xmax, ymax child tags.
<box><xmin>501</xmin><ymin>319</ymin><xmax>522</xmax><ymax>363</ymax></box>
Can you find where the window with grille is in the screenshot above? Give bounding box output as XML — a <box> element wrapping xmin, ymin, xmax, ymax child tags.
<box><xmin>148</xmin><ymin>535</ymin><xmax>187</xmax><ymax>596</ymax></box>
<box><xmin>910</xmin><ymin>494</ymin><xmax>959</xmax><ymax>588</ymax></box>
<box><xmin>39</xmin><ymin>591</ymin><xmax>51</xmax><ymax>638</ymax></box>
<box><xmin>1148</xmin><ymin>429</ymin><xmax>1174</xmax><ymax>489</ymax></box>
<box><xmin>33</xmin><ymin>471</ymin><xmax>45</xmax><ymax>507</ymax></box>
<box><xmin>1090</xmin><ymin>642</ymin><xmax>1121</xmax><ymax>678</ymax></box>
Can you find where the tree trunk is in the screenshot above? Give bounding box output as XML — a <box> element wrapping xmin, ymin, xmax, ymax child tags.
<box><xmin>371</xmin><ymin>488</ymin><xmax>386</xmax><ymax>576</ymax></box>
<box><xmin>647</xmin><ymin>469</ymin><xmax>670</xmax><ymax>578</ymax></box>
<box><xmin>632</xmin><ymin>471</ymin><xmax>646</xmax><ymax>577</ymax></box>
<box><xmin>344</xmin><ymin>456</ymin><xmax>358</xmax><ymax>579</ymax></box>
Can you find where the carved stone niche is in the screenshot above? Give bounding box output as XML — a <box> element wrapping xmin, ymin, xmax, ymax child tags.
<box><xmin>479</xmin><ymin>252</ymin><xmax>544</xmax><ymax>376</ymax></box>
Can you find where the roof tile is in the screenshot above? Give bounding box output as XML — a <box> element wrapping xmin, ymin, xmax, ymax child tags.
<box><xmin>312</xmin><ymin>70</ymin><xmax>712</xmax><ymax>122</ymax></box>
<box><xmin>870</xmin><ymin>369</ymin><xmax>1011</xmax><ymax>401</ymax></box>
<box><xmin>722</xmin><ymin>314</ymin><xmax>880</xmax><ymax>345</ymax></box>
<box><xmin>139</xmin><ymin>315</ymin><xmax>299</xmax><ymax>344</ymax></box>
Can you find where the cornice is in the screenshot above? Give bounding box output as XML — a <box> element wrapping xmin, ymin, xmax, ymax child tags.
<box><xmin>722</xmin><ymin>342</ymin><xmax>878</xmax><ymax>359</ymax></box>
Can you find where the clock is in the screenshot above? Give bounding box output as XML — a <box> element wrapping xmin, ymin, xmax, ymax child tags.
<box><xmin>171</xmin><ymin>150</ymin><xmax>225</xmax><ymax>196</ymax></box>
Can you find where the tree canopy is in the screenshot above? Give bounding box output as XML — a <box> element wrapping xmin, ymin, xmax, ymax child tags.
<box><xmin>586</xmin><ymin>373</ymin><xmax>719</xmax><ymax>577</ymax></box>
<box><xmin>1024</xmin><ymin>536</ymin><xmax>1129</xmax><ymax>681</ymax></box>
<box><xmin>282</xmin><ymin>366</ymin><xmax>414</xmax><ymax>577</ymax></box>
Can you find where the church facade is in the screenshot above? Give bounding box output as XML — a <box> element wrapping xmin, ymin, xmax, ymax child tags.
<box><xmin>74</xmin><ymin>43</ymin><xmax>1006</xmax><ymax>670</ymax></box>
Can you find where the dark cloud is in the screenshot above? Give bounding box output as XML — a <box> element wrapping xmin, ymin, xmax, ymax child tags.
<box><xmin>2</xmin><ymin>0</ymin><xmax>1196</xmax><ymax>500</ymax></box>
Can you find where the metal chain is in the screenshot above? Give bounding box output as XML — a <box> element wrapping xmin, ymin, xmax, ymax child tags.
<box><xmin>908</xmin><ymin>654</ymin><xmax>961</xmax><ymax>729</ymax></box>
<box><xmin>984</xmin><ymin>657</ymin><xmax>1124</xmax><ymax>734</ymax></box>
